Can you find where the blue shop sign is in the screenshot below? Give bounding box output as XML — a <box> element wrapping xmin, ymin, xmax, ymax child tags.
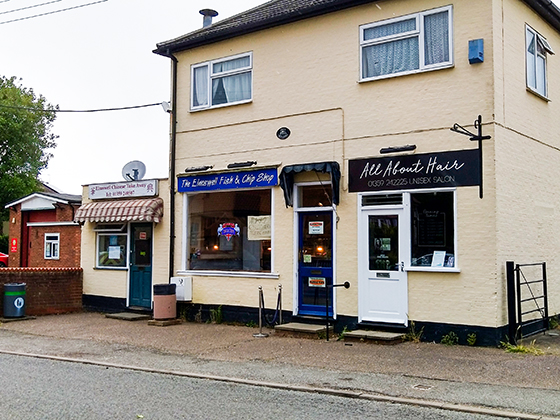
<box><xmin>178</xmin><ymin>168</ymin><xmax>278</xmax><ymax>192</ymax></box>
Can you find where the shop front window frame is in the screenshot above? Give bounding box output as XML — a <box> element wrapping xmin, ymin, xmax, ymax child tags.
<box><xmin>181</xmin><ymin>187</ymin><xmax>277</xmax><ymax>278</ymax></box>
<box><xmin>360</xmin><ymin>188</ymin><xmax>459</xmax><ymax>273</ymax></box>
<box><xmin>94</xmin><ymin>223</ymin><xmax>128</xmax><ymax>270</ymax></box>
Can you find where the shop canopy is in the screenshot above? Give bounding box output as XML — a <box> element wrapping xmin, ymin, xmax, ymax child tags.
<box><xmin>279</xmin><ymin>161</ymin><xmax>341</xmax><ymax>207</ymax></box>
<box><xmin>74</xmin><ymin>198</ymin><xmax>164</xmax><ymax>223</ymax></box>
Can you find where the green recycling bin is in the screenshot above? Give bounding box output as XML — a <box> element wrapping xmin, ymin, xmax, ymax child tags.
<box><xmin>3</xmin><ymin>283</ymin><xmax>26</xmax><ymax>318</ymax></box>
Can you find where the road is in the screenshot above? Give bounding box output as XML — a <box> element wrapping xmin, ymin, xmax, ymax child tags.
<box><xmin>0</xmin><ymin>353</ymin><xmax>512</xmax><ymax>420</ymax></box>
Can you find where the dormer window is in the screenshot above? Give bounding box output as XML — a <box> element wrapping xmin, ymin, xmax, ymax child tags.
<box><xmin>191</xmin><ymin>52</ymin><xmax>253</xmax><ymax>111</ymax></box>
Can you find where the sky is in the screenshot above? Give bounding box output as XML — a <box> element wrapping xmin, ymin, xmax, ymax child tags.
<box><xmin>0</xmin><ymin>0</ymin><xmax>268</xmax><ymax>194</ymax></box>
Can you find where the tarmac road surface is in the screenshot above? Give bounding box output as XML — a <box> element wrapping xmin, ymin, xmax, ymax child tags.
<box><xmin>1</xmin><ymin>313</ymin><xmax>559</xmax><ymax>419</ymax></box>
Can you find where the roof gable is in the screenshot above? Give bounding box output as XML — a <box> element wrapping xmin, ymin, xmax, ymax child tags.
<box><xmin>5</xmin><ymin>192</ymin><xmax>81</xmax><ymax>210</ymax></box>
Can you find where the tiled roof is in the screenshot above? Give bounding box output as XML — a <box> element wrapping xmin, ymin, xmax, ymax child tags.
<box><xmin>154</xmin><ymin>0</ymin><xmax>560</xmax><ymax>56</ymax></box>
<box><xmin>153</xmin><ymin>0</ymin><xmax>374</xmax><ymax>55</ymax></box>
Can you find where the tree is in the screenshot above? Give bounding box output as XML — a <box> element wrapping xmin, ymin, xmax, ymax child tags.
<box><xmin>0</xmin><ymin>76</ymin><xmax>58</xmax><ymax>219</ymax></box>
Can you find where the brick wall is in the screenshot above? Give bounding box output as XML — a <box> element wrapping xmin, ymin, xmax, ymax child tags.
<box><xmin>0</xmin><ymin>267</ymin><xmax>83</xmax><ymax>316</ymax></box>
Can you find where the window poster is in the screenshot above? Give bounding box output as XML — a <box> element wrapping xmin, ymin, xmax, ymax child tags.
<box><xmin>108</xmin><ymin>246</ymin><xmax>121</xmax><ymax>260</ymax></box>
<box><xmin>309</xmin><ymin>221</ymin><xmax>324</xmax><ymax>235</ymax></box>
<box><xmin>380</xmin><ymin>238</ymin><xmax>391</xmax><ymax>251</ymax></box>
<box><xmin>418</xmin><ymin>210</ymin><xmax>446</xmax><ymax>247</ymax></box>
<box><xmin>247</xmin><ymin>215</ymin><xmax>271</xmax><ymax>241</ymax></box>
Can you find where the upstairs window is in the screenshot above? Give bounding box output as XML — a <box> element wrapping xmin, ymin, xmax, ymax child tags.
<box><xmin>191</xmin><ymin>52</ymin><xmax>252</xmax><ymax>110</ymax></box>
<box><xmin>360</xmin><ymin>6</ymin><xmax>453</xmax><ymax>81</ymax></box>
<box><xmin>526</xmin><ymin>25</ymin><xmax>554</xmax><ymax>98</ymax></box>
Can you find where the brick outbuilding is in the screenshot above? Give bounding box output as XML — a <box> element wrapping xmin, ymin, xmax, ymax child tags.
<box><xmin>5</xmin><ymin>190</ymin><xmax>81</xmax><ymax>268</ymax></box>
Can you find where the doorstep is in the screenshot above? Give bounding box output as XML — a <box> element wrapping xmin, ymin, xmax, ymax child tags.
<box><xmin>274</xmin><ymin>322</ymin><xmax>333</xmax><ymax>338</ymax></box>
<box><xmin>343</xmin><ymin>329</ymin><xmax>405</xmax><ymax>344</ymax></box>
<box><xmin>105</xmin><ymin>312</ymin><xmax>151</xmax><ymax>321</ymax></box>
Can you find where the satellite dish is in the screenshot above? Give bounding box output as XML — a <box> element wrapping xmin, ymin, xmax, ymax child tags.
<box><xmin>122</xmin><ymin>160</ymin><xmax>146</xmax><ymax>181</ymax></box>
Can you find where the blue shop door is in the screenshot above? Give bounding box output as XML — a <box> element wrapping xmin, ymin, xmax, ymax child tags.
<box><xmin>298</xmin><ymin>211</ymin><xmax>333</xmax><ymax>317</ymax></box>
<box><xmin>129</xmin><ymin>223</ymin><xmax>153</xmax><ymax>308</ymax></box>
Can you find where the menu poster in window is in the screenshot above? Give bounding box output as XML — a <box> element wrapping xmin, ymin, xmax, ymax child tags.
<box><xmin>247</xmin><ymin>215</ymin><xmax>271</xmax><ymax>241</ymax></box>
<box><xmin>417</xmin><ymin>210</ymin><xmax>446</xmax><ymax>247</ymax></box>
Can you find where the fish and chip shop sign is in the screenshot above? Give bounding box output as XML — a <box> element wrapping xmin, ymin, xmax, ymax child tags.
<box><xmin>89</xmin><ymin>179</ymin><xmax>158</xmax><ymax>199</ymax></box>
<box><xmin>348</xmin><ymin>149</ymin><xmax>480</xmax><ymax>192</ymax></box>
<box><xmin>178</xmin><ymin>168</ymin><xmax>278</xmax><ymax>193</ymax></box>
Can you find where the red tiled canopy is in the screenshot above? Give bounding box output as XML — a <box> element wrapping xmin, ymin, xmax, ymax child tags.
<box><xmin>74</xmin><ymin>198</ymin><xmax>164</xmax><ymax>223</ymax></box>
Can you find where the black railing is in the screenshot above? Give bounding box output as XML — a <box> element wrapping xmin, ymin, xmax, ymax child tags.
<box><xmin>506</xmin><ymin>261</ymin><xmax>548</xmax><ymax>344</ymax></box>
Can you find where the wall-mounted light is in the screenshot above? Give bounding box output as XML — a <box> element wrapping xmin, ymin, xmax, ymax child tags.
<box><xmin>227</xmin><ymin>161</ymin><xmax>257</xmax><ymax>169</ymax></box>
<box><xmin>380</xmin><ymin>144</ymin><xmax>417</xmax><ymax>154</ymax></box>
<box><xmin>184</xmin><ymin>165</ymin><xmax>213</xmax><ymax>172</ymax></box>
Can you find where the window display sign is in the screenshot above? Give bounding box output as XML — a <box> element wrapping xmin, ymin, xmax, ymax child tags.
<box><xmin>348</xmin><ymin>149</ymin><xmax>480</xmax><ymax>192</ymax></box>
<box><xmin>178</xmin><ymin>168</ymin><xmax>277</xmax><ymax>193</ymax></box>
<box><xmin>309</xmin><ymin>277</ymin><xmax>326</xmax><ymax>287</ymax></box>
<box><xmin>217</xmin><ymin>223</ymin><xmax>240</xmax><ymax>241</ymax></box>
<box><xmin>309</xmin><ymin>221</ymin><xmax>324</xmax><ymax>234</ymax></box>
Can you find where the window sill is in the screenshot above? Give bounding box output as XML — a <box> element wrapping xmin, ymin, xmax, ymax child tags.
<box><xmin>190</xmin><ymin>99</ymin><xmax>252</xmax><ymax>113</ymax></box>
<box><xmin>526</xmin><ymin>87</ymin><xmax>550</xmax><ymax>102</ymax></box>
<box><xmin>178</xmin><ymin>270</ymin><xmax>279</xmax><ymax>279</ymax></box>
<box><xmin>94</xmin><ymin>266</ymin><xmax>128</xmax><ymax>271</ymax></box>
<box><xmin>406</xmin><ymin>266</ymin><xmax>461</xmax><ymax>273</ymax></box>
<box><xmin>359</xmin><ymin>63</ymin><xmax>454</xmax><ymax>84</ymax></box>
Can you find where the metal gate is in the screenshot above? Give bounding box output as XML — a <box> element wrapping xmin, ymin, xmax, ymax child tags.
<box><xmin>506</xmin><ymin>261</ymin><xmax>549</xmax><ymax>344</ymax></box>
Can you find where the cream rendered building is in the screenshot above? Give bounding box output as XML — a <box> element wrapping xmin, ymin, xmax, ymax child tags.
<box><xmin>154</xmin><ymin>0</ymin><xmax>560</xmax><ymax>345</ymax></box>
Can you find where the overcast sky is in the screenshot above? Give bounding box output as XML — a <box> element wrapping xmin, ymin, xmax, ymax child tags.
<box><xmin>0</xmin><ymin>0</ymin><xmax>267</xmax><ymax>194</ymax></box>
<box><xmin>1</xmin><ymin>0</ymin><xmax>559</xmax><ymax>195</ymax></box>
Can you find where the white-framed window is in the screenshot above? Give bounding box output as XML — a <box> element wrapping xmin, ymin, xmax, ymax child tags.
<box><xmin>94</xmin><ymin>224</ymin><xmax>128</xmax><ymax>268</ymax></box>
<box><xmin>191</xmin><ymin>52</ymin><xmax>253</xmax><ymax>111</ymax></box>
<box><xmin>526</xmin><ymin>25</ymin><xmax>554</xmax><ymax>99</ymax></box>
<box><xmin>44</xmin><ymin>233</ymin><xmax>60</xmax><ymax>260</ymax></box>
<box><xmin>360</xmin><ymin>5</ymin><xmax>453</xmax><ymax>81</ymax></box>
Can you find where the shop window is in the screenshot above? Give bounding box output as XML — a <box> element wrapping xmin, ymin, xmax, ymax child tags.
<box><xmin>360</xmin><ymin>5</ymin><xmax>453</xmax><ymax>81</ymax></box>
<box><xmin>526</xmin><ymin>25</ymin><xmax>554</xmax><ymax>98</ymax></box>
<box><xmin>95</xmin><ymin>224</ymin><xmax>127</xmax><ymax>268</ymax></box>
<box><xmin>44</xmin><ymin>233</ymin><xmax>60</xmax><ymax>260</ymax></box>
<box><xmin>191</xmin><ymin>52</ymin><xmax>252</xmax><ymax>110</ymax></box>
<box><xmin>187</xmin><ymin>189</ymin><xmax>271</xmax><ymax>272</ymax></box>
<box><xmin>410</xmin><ymin>191</ymin><xmax>455</xmax><ymax>268</ymax></box>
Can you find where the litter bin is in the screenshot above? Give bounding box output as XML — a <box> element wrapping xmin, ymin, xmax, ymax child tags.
<box><xmin>153</xmin><ymin>283</ymin><xmax>176</xmax><ymax>320</ymax></box>
<box><xmin>4</xmin><ymin>283</ymin><xmax>26</xmax><ymax>318</ymax></box>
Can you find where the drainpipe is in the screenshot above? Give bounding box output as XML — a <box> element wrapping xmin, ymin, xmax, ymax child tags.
<box><xmin>162</xmin><ymin>48</ymin><xmax>178</xmax><ymax>281</ymax></box>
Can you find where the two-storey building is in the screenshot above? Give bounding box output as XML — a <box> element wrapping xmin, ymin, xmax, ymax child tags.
<box><xmin>154</xmin><ymin>0</ymin><xmax>560</xmax><ymax>344</ymax></box>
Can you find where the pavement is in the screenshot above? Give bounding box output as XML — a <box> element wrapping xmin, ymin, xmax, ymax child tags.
<box><xmin>1</xmin><ymin>312</ymin><xmax>560</xmax><ymax>419</ymax></box>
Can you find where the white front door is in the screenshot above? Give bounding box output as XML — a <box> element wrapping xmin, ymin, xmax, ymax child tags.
<box><xmin>358</xmin><ymin>208</ymin><xmax>408</xmax><ymax>326</ymax></box>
